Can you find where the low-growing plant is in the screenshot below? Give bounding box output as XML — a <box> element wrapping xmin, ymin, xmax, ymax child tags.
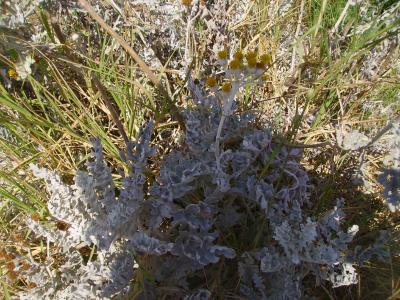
<box><xmin>20</xmin><ymin>54</ymin><xmax>389</xmax><ymax>299</ymax></box>
<box><xmin>0</xmin><ymin>0</ymin><xmax>399</xmax><ymax>299</ymax></box>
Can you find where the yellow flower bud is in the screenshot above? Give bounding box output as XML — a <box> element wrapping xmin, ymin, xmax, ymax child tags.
<box><xmin>206</xmin><ymin>76</ymin><xmax>217</xmax><ymax>88</ymax></box>
<box><xmin>229</xmin><ymin>59</ymin><xmax>242</xmax><ymax>69</ymax></box>
<box><xmin>245</xmin><ymin>51</ymin><xmax>257</xmax><ymax>61</ymax></box>
<box><xmin>260</xmin><ymin>53</ymin><xmax>272</xmax><ymax>66</ymax></box>
<box><xmin>233</xmin><ymin>50</ymin><xmax>244</xmax><ymax>61</ymax></box>
<box><xmin>221</xmin><ymin>82</ymin><xmax>232</xmax><ymax>93</ymax></box>
<box><xmin>7</xmin><ymin>68</ymin><xmax>18</xmax><ymax>80</ymax></box>
<box><xmin>217</xmin><ymin>49</ymin><xmax>228</xmax><ymax>60</ymax></box>
<box><xmin>247</xmin><ymin>57</ymin><xmax>257</xmax><ymax>68</ymax></box>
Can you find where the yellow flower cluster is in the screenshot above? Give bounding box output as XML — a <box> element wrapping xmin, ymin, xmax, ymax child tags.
<box><xmin>206</xmin><ymin>76</ymin><xmax>232</xmax><ymax>93</ymax></box>
<box><xmin>205</xmin><ymin>76</ymin><xmax>232</xmax><ymax>93</ymax></box>
<box><xmin>7</xmin><ymin>68</ymin><xmax>18</xmax><ymax>80</ymax></box>
<box><xmin>218</xmin><ymin>49</ymin><xmax>272</xmax><ymax>70</ymax></box>
<box><xmin>246</xmin><ymin>51</ymin><xmax>272</xmax><ymax>69</ymax></box>
<box><xmin>207</xmin><ymin>49</ymin><xmax>272</xmax><ymax>92</ymax></box>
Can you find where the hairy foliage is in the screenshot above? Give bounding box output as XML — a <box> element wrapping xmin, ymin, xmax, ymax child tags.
<box><xmin>0</xmin><ymin>0</ymin><xmax>397</xmax><ymax>299</ymax></box>
<box><xmin>378</xmin><ymin>121</ymin><xmax>400</xmax><ymax>212</ymax></box>
<box><xmin>3</xmin><ymin>1</ymin><xmax>395</xmax><ymax>298</ymax></box>
<box><xmin>21</xmin><ymin>66</ymin><xmax>389</xmax><ymax>299</ymax></box>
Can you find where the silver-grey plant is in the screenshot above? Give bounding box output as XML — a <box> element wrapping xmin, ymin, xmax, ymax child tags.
<box><xmin>21</xmin><ymin>53</ymin><xmax>388</xmax><ymax>300</ymax></box>
<box><xmin>378</xmin><ymin>120</ymin><xmax>400</xmax><ymax>212</ymax></box>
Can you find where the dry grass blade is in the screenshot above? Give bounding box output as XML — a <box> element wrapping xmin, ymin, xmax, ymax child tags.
<box><xmin>91</xmin><ymin>76</ymin><xmax>130</xmax><ymax>145</ymax></box>
<box><xmin>49</xmin><ymin>19</ymin><xmax>130</xmax><ymax>146</ymax></box>
<box><xmin>77</xmin><ymin>0</ymin><xmax>161</xmax><ymax>89</ymax></box>
<box><xmin>77</xmin><ymin>0</ymin><xmax>185</xmax><ymax>129</ymax></box>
